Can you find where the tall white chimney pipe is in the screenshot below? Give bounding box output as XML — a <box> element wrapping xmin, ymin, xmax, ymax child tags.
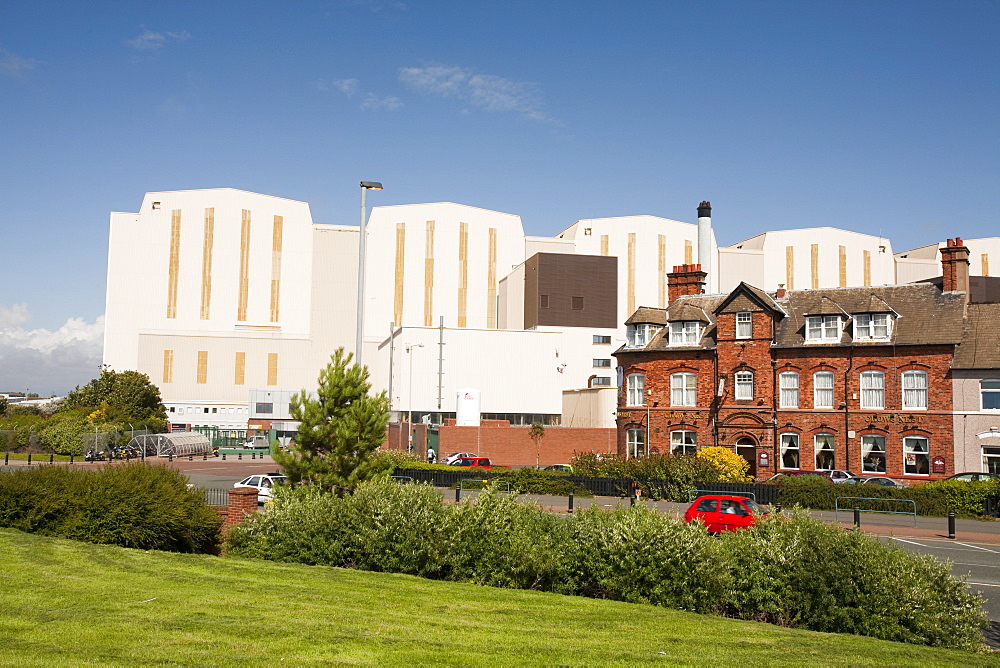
<box><xmin>697</xmin><ymin>201</ymin><xmax>712</xmax><ymax>290</ymax></box>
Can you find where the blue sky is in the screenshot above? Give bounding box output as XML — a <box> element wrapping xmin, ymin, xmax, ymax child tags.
<box><xmin>2</xmin><ymin>0</ymin><xmax>998</xmax><ymax>394</ymax></box>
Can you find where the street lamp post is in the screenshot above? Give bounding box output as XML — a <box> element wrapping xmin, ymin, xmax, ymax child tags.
<box><xmin>406</xmin><ymin>343</ymin><xmax>424</xmax><ymax>451</ymax></box>
<box><xmin>356</xmin><ymin>181</ymin><xmax>383</xmax><ymax>365</ymax></box>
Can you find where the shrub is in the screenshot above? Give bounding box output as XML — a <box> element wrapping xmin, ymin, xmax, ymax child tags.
<box><xmin>571</xmin><ymin>452</ymin><xmax>722</xmax><ymax>501</ymax></box>
<box><xmin>484</xmin><ymin>468</ymin><xmax>593</xmax><ymax>497</ymax></box>
<box><xmin>0</xmin><ymin>463</ymin><xmax>220</xmax><ymax>553</ymax></box>
<box><xmin>720</xmin><ymin>513</ymin><xmax>987</xmax><ymax>651</ymax></box>
<box><xmin>697</xmin><ymin>446</ymin><xmax>752</xmax><ymax>482</ymax></box>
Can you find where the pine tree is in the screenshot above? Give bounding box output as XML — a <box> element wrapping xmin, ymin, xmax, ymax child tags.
<box><xmin>273</xmin><ymin>348</ymin><xmax>390</xmax><ymax>493</ymax></box>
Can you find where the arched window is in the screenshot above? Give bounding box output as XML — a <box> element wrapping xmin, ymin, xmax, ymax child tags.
<box><xmin>670</xmin><ymin>430</ymin><xmax>697</xmax><ymax>455</ymax></box>
<box><xmin>626</xmin><ymin>373</ymin><xmax>645</xmax><ymax>407</ymax></box>
<box><xmin>901</xmin><ymin>370</ymin><xmax>928</xmax><ymax>410</ymax></box>
<box><xmin>670</xmin><ymin>372</ymin><xmax>696</xmax><ymax>406</ymax></box>
<box><xmin>779</xmin><ymin>371</ymin><xmax>799</xmax><ymax>408</ymax></box>
<box><xmin>860</xmin><ymin>370</ymin><xmax>885</xmax><ymax>410</ymax></box>
<box><xmin>815</xmin><ymin>433</ymin><xmax>836</xmax><ymax>470</ymax></box>
<box><xmin>814</xmin><ymin>371</ymin><xmax>834</xmax><ymax>409</ymax></box>
<box><xmin>780</xmin><ymin>433</ymin><xmax>799</xmax><ymax>469</ymax></box>
<box><xmin>735</xmin><ymin>370</ymin><xmax>754</xmax><ymax>400</ymax></box>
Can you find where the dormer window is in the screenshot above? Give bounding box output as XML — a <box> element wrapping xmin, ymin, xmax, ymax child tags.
<box><xmin>805</xmin><ymin>315</ymin><xmax>841</xmax><ymax>342</ymax></box>
<box><xmin>854</xmin><ymin>313</ymin><xmax>892</xmax><ymax>341</ymax></box>
<box><xmin>669</xmin><ymin>321</ymin><xmax>701</xmax><ymax>346</ymax></box>
<box><xmin>627</xmin><ymin>323</ymin><xmax>654</xmax><ymax>347</ymax></box>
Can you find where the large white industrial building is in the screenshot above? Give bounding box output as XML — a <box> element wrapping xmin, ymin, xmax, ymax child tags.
<box><xmin>102</xmin><ymin>188</ymin><xmax>998</xmax><ymax>433</ymax></box>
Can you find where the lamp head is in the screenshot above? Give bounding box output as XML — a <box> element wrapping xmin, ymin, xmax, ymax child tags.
<box><xmin>360</xmin><ymin>181</ymin><xmax>383</xmax><ymax>190</ymax></box>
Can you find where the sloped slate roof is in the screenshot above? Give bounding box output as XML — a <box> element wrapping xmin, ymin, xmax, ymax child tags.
<box><xmin>644</xmin><ymin>294</ymin><xmax>728</xmax><ymax>350</ymax></box>
<box><xmin>774</xmin><ymin>284</ymin><xmax>966</xmax><ymax>347</ymax></box>
<box><xmin>625</xmin><ymin>306</ymin><xmax>667</xmax><ymax>326</ymax></box>
<box><xmin>668</xmin><ymin>302</ymin><xmax>711</xmax><ymax>323</ymax></box>
<box><xmin>953</xmin><ymin>303</ymin><xmax>1000</xmax><ymax>368</ymax></box>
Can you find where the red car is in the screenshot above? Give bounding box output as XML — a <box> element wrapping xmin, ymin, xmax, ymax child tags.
<box><xmin>684</xmin><ymin>494</ymin><xmax>769</xmax><ymax>533</ymax></box>
<box><xmin>448</xmin><ymin>457</ymin><xmax>510</xmax><ymax>470</ymax></box>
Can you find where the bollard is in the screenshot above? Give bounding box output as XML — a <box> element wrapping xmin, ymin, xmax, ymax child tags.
<box><xmin>27</xmin><ymin>453</ymin><xmax>32</xmax><ymax>466</ymax></box>
<box><xmin>49</xmin><ymin>454</ymin><xmax>54</xmax><ymax>464</ymax></box>
<box><xmin>252</xmin><ymin>453</ymin><xmax>256</xmax><ymax>460</ymax></box>
<box><xmin>853</xmin><ymin>506</ymin><xmax>861</xmax><ymax>528</ymax></box>
<box><xmin>238</xmin><ymin>453</ymin><xmax>243</xmax><ymax>461</ymax></box>
<box><xmin>70</xmin><ymin>454</ymin><xmax>74</xmax><ymax>465</ymax></box>
<box><xmin>4</xmin><ymin>452</ymin><xmax>8</xmax><ymax>465</ymax></box>
<box><xmin>568</xmin><ymin>492</ymin><xmax>574</xmax><ymax>514</ymax></box>
<box><xmin>948</xmin><ymin>510</ymin><xmax>956</xmax><ymax>540</ymax></box>
<box><xmin>455</xmin><ymin>487</ymin><xmax>461</xmax><ymax>502</ymax></box>
<box><xmin>203</xmin><ymin>453</ymin><xmax>208</xmax><ymax>461</ymax></box>
<box><xmin>774</xmin><ymin>502</ymin><xmax>782</xmax><ymax>514</ymax></box>
<box><xmin>188</xmin><ymin>455</ymin><xmax>193</xmax><ymax>462</ymax></box>
<box><xmin>222</xmin><ymin>453</ymin><xmax>226</xmax><ymax>461</ymax></box>
<box><xmin>169</xmin><ymin>454</ymin><xmax>173</xmax><ymax>462</ymax></box>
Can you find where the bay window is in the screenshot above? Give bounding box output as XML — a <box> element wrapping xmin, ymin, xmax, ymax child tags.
<box><xmin>669</xmin><ymin>321</ymin><xmax>701</xmax><ymax>346</ymax></box>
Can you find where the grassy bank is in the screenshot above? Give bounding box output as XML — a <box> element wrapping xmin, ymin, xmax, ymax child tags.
<box><xmin>0</xmin><ymin>528</ymin><xmax>993</xmax><ymax>665</ymax></box>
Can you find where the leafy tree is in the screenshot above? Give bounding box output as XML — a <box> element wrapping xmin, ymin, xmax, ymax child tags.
<box><xmin>529</xmin><ymin>423</ymin><xmax>545</xmax><ymax>469</ymax></box>
<box><xmin>62</xmin><ymin>367</ymin><xmax>167</xmax><ymax>426</ymax></box>
<box><xmin>273</xmin><ymin>348</ymin><xmax>390</xmax><ymax>494</ymax></box>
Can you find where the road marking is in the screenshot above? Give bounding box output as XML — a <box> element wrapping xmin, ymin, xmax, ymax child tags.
<box><xmin>952</xmin><ymin>562</ymin><xmax>1000</xmax><ymax>569</ymax></box>
<box><xmin>968</xmin><ymin>582</ymin><xmax>1000</xmax><ymax>588</ymax></box>
<box><xmin>956</xmin><ymin>542</ymin><xmax>1000</xmax><ymax>554</ymax></box>
<box><xmin>890</xmin><ymin>538</ymin><xmax>928</xmax><ymax>547</ymax></box>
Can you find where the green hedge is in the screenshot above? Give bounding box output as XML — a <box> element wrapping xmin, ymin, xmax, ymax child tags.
<box><xmin>228</xmin><ymin>480</ymin><xmax>988</xmax><ymax>651</ymax></box>
<box><xmin>571</xmin><ymin>452</ymin><xmax>722</xmax><ymax>501</ymax></box>
<box><xmin>775</xmin><ymin>477</ymin><xmax>1000</xmax><ymax>518</ymax></box>
<box><xmin>0</xmin><ymin>463</ymin><xmax>221</xmax><ymax>553</ymax></box>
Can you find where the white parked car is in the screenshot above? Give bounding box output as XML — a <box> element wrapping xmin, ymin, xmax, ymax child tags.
<box><xmin>234</xmin><ymin>472</ymin><xmax>288</xmax><ymax>504</ymax></box>
<box><xmin>440</xmin><ymin>452</ymin><xmax>476</xmax><ymax>465</ymax></box>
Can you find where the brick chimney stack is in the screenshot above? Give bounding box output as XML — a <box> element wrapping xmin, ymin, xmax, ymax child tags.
<box><xmin>667</xmin><ymin>263</ymin><xmax>707</xmax><ymax>303</ymax></box>
<box><xmin>941</xmin><ymin>237</ymin><xmax>970</xmax><ymax>297</ymax></box>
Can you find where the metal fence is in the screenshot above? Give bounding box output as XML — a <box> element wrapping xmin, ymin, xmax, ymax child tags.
<box><xmin>200</xmin><ymin>488</ymin><xmax>230</xmax><ymax>507</ymax></box>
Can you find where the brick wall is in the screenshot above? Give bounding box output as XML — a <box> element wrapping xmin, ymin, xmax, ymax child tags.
<box><xmin>438</xmin><ymin>424</ymin><xmax>617</xmax><ymax>466</ymax></box>
<box><xmin>219</xmin><ymin>487</ymin><xmax>259</xmax><ymax>533</ymax></box>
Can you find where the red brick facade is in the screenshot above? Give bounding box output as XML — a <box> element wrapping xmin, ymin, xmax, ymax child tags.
<box><xmin>616</xmin><ymin>277</ymin><xmax>965</xmax><ymax>482</ymax></box>
<box><xmin>438</xmin><ymin>423</ymin><xmax>616</xmax><ymax>466</ymax></box>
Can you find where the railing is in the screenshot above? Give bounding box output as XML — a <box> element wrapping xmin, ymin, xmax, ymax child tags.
<box><xmin>200</xmin><ymin>488</ymin><xmax>230</xmax><ymax>507</ymax></box>
<box><xmin>835</xmin><ymin>496</ymin><xmax>917</xmax><ymax>527</ymax></box>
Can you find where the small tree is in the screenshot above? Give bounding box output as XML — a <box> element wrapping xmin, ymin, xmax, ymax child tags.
<box><xmin>529</xmin><ymin>423</ymin><xmax>545</xmax><ymax>469</ymax></box>
<box><xmin>697</xmin><ymin>446</ymin><xmax>752</xmax><ymax>482</ymax></box>
<box><xmin>273</xmin><ymin>348</ymin><xmax>390</xmax><ymax>494</ymax></box>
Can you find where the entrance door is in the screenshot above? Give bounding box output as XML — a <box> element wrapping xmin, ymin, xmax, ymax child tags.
<box><xmin>736</xmin><ymin>438</ymin><xmax>757</xmax><ymax>478</ymax></box>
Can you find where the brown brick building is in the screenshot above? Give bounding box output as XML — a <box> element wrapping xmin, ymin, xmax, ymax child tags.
<box><xmin>614</xmin><ymin>241</ymin><xmax>976</xmax><ymax>482</ymax></box>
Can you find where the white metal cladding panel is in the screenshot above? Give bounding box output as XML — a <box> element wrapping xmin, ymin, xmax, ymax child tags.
<box><xmin>497</xmin><ymin>263</ymin><xmax>526</xmax><ymax>330</ymax></box>
<box><xmin>569</xmin><ymin>216</ymin><xmax>712</xmax><ymax>317</ymax></box>
<box><xmin>134</xmin><ymin>189</ymin><xmax>314</xmax><ymax>336</ymax></box>
<box><xmin>308</xmin><ymin>226</ymin><xmax>359</xmax><ymax>351</ymax></box>
<box><xmin>940</xmin><ymin>237</ymin><xmax>1000</xmax><ymax>277</ymax></box>
<box><xmin>758</xmin><ymin>228</ymin><xmax>895</xmax><ymax>290</ymax></box>
<box><xmin>362</xmin><ymin>203</ymin><xmax>526</xmax><ymax>337</ymax></box>
<box><xmin>717</xmin><ymin>247</ymin><xmax>765</xmax><ymax>294</ymax></box>
<box><xmin>137</xmin><ymin>333</ymin><xmax>313</xmax><ymax>404</ymax></box>
<box><xmin>104</xmin><ymin>212</ymin><xmax>154</xmax><ymax>371</ymax></box>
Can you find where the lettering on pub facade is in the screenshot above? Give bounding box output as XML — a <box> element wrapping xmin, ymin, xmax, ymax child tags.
<box><xmin>615</xmin><ymin>244</ymin><xmax>976</xmax><ymax>481</ymax></box>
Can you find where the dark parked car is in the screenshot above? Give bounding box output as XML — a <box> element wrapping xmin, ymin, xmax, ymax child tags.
<box><xmin>684</xmin><ymin>495</ymin><xmax>769</xmax><ymax>533</ymax></box>
<box><xmin>448</xmin><ymin>457</ymin><xmax>510</xmax><ymax>469</ymax></box>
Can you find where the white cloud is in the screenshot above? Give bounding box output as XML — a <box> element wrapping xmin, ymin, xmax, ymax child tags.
<box><xmin>0</xmin><ymin>50</ymin><xmax>40</xmax><ymax>77</ymax></box>
<box><xmin>0</xmin><ymin>305</ymin><xmax>104</xmax><ymax>395</ymax></box>
<box><xmin>333</xmin><ymin>78</ymin><xmax>359</xmax><ymax>96</ymax></box>
<box><xmin>127</xmin><ymin>28</ymin><xmax>192</xmax><ymax>50</ymax></box>
<box><xmin>360</xmin><ymin>93</ymin><xmax>403</xmax><ymax>111</ymax></box>
<box><xmin>398</xmin><ymin>64</ymin><xmax>552</xmax><ymax>122</ymax></box>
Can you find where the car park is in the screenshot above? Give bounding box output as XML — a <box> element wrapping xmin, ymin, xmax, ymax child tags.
<box><xmin>944</xmin><ymin>472</ymin><xmax>1000</xmax><ymax>482</ymax></box>
<box><xmin>441</xmin><ymin>452</ymin><xmax>476</xmax><ymax>465</ymax></box>
<box><xmin>234</xmin><ymin>472</ymin><xmax>288</xmax><ymax>504</ymax></box>
<box><xmin>448</xmin><ymin>457</ymin><xmax>510</xmax><ymax>469</ymax></box>
<box><xmin>684</xmin><ymin>494</ymin><xmax>769</xmax><ymax>533</ymax></box>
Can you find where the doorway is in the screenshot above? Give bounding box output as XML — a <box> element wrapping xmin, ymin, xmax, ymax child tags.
<box><xmin>736</xmin><ymin>437</ymin><xmax>757</xmax><ymax>478</ymax></box>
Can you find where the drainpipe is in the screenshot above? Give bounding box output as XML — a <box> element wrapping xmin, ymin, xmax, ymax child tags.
<box><xmin>771</xmin><ymin>359</ymin><xmax>779</xmax><ymax>473</ymax></box>
<box><xmin>844</xmin><ymin>346</ymin><xmax>856</xmax><ymax>471</ymax></box>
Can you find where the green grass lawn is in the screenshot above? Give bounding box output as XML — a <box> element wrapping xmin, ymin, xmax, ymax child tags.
<box><xmin>0</xmin><ymin>528</ymin><xmax>994</xmax><ymax>666</ymax></box>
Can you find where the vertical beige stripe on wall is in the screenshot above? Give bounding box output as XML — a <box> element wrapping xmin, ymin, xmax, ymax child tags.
<box><xmin>658</xmin><ymin>234</ymin><xmax>667</xmax><ymax>308</ymax></box>
<box><xmin>838</xmin><ymin>245</ymin><xmax>847</xmax><ymax>287</ymax></box>
<box><xmin>600</xmin><ymin>235</ymin><xmax>609</xmax><ymax>256</ymax></box>
<box><xmin>267</xmin><ymin>353</ymin><xmax>278</xmax><ymax>386</ymax></box>
<box><xmin>863</xmin><ymin>250</ymin><xmax>872</xmax><ymax>286</ymax></box>
<box><xmin>424</xmin><ymin>221</ymin><xmax>435</xmax><ymax>326</ymax></box>
<box><xmin>627</xmin><ymin>233</ymin><xmax>636</xmax><ymax>315</ymax></box>
<box><xmin>269</xmin><ymin>215</ymin><xmax>283</xmax><ymax>322</ymax></box>
<box><xmin>394</xmin><ymin>223</ymin><xmax>406</xmax><ymax>327</ymax></box>
<box><xmin>200</xmin><ymin>208</ymin><xmax>214</xmax><ymax>319</ymax></box>
<box><xmin>234</xmin><ymin>352</ymin><xmax>246</xmax><ymax>385</ymax></box>
<box><xmin>810</xmin><ymin>243</ymin><xmax>819</xmax><ymax>289</ymax></box>
<box><xmin>684</xmin><ymin>240</ymin><xmax>693</xmax><ymax>265</ymax></box>
<box><xmin>196</xmin><ymin>351</ymin><xmax>208</xmax><ymax>384</ymax></box>
<box><xmin>982</xmin><ymin>253</ymin><xmax>990</xmax><ymax>276</ymax></box>
<box><xmin>237</xmin><ymin>210</ymin><xmax>251</xmax><ymax>321</ymax></box>
<box><xmin>457</xmin><ymin>222</ymin><xmax>469</xmax><ymax>328</ymax></box>
<box><xmin>166</xmin><ymin>210</ymin><xmax>181</xmax><ymax>318</ymax></box>
<box><xmin>785</xmin><ymin>246</ymin><xmax>795</xmax><ymax>290</ymax></box>
<box><xmin>162</xmin><ymin>350</ymin><xmax>174</xmax><ymax>384</ymax></box>
<box><xmin>487</xmin><ymin>227</ymin><xmax>498</xmax><ymax>328</ymax></box>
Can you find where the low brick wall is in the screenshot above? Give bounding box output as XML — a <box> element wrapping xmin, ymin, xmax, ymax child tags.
<box><xmin>438</xmin><ymin>425</ymin><xmax>617</xmax><ymax>467</ymax></box>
